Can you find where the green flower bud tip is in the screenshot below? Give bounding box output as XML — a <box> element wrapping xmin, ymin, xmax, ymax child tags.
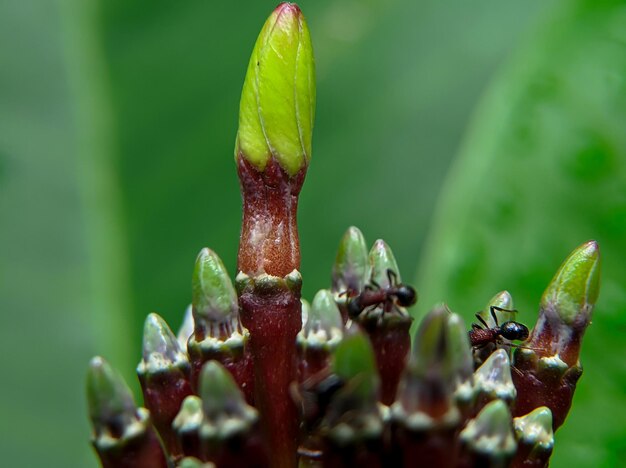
<box><xmin>179</xmin><ymin>458</ymin><xmax>216</xmax><ymax>468</ymax></box>
<box><xmin>177</xmin><ymin>304</ymin><xmax>194</xmax><ymax>350</ymax></box>
<box><xmin>541</xmin><ymin>240</ymin><xmax>600</xmax><ymax>324</ymax></box>
<box><xmin>192</xmin><ymin>248</ymin><xmax>238</xmax><ymax>323</ymax></box>
<box><xmin>87</xmin><ymin>356</ymin><xmax>137</xmax><ymax>435</ymax></box>
<box><xmin>138</xmin><ymin>313</ymin><xmax>189</xmax><ymax>374</ymax></box>
<box><xmin>331</xmin><ymin>226</ymin><xmax>369</xmax><ymax>294</ymax></box>
<box><xmin>412</xmin><ymin>305</ymin><xmax>449</xmax><ymax>370</ymax></box>
<box><xmin>513</xmin><ymin>406</ymin><xmax>554</xmax><ymax>453</ymax></box>
<box><xmin>198</xmin><ymin>361</ymin><xmax>258</xmax><ymax>438</ymax></box>
<box><xmin>446</xmin><ymin>313</ymin><xmax>474</xmax><ymax>383</ymax></box>
<box><xmin>479</xmin><ymin>291</ymin><xmax>514</xmax><ymax>328</ymax></box>
<box><xmin>460</xmin><ymin>399</ymin><xmax>516</xmax><ymax>458</ymax></box>
<box><xmin>369</xmin><ymin>239</ymin><xmax>401</xmax><ymax>288</ymax></box>
<box><xmin>173</xmin><ymin>395</ymin><xmax>203</xmax><ymax>434</ymax></box>
<box><xmin>235</xmin><ymin>2</ymin><xmax>315</xmax><ymax>177</ymax></box>
<box><xmin>297</xmin><ymin>289</ymin><xmax>343</xmax><ymax>349</ymax></box>
<box><xmin>332</xmin><ymin>330</ymin><xmax>377</xmax><ymax>382</ymax></box>
<box><xmin>474</xmin><ymin>349</ymin><xmax>516</xmax><ymax>403</ymax></box>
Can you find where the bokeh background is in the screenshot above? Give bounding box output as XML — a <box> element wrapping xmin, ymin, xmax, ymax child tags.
<box><xmin>1</xmin><ymin>0</ymin><xmax>624</xmax><ymax>466</ymax></box>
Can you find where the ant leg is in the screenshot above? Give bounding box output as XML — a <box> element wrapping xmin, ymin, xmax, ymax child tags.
<box><xmin>489</xmin><ymin>306</ymin><xmax>500</xmax><ymax>327</ymax></box>
<box><xmin>475</xmin><ymin>313</ymin><xmax>490</xmax><ymax>329</ymax></box>
<box><xmin>387</xmin><ymin>269</ymin><xmax>398</xmax><ymax>287</ymax></box>
<box><xmin>369</xmin><ymin>279</ymin><xmax>381</xmax><ymax>290</ymax></box>
<box><xmin>471</xmin><ymin>323</ymin><xmax>483</xmax><ymax>330</ymax></box>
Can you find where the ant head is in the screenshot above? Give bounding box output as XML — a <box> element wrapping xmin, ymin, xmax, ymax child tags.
<box><xmin>396</xmin><ymin>285</ymin><xmax>417</xmax><ymax>307</ymax></box>
<box><xmin>500</xmin><ymin>321</ymin><xmax>529</xmax><ymax>341</ymax></box>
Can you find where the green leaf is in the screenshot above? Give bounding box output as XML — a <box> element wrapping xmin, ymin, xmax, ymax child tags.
<box><xmin>417</xmin><ymin>0</ymin><xmax>626</xmax><ymax>465</ymax></box>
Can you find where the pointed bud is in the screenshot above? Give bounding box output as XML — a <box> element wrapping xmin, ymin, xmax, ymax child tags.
<box><xmin>460</xmin><ymin>400</ymin><xmax>516</xmax><ymax>462</ymax></box>
<box><xmin>473</xmin><ymin>349</ymin><xmax>516</xmax><ymax>408</ymax></box>
<box><xmin>369</xmin><ymin>239</ymin><xmax>401</xmax><ymax>289</ymax></box>
<box><xmin>541</xmin><ymin>240</ymin><xmax>600</xmax><ymax>323</ymax></box>
<box><xmin>198</xmin><ymin>361</ymin><xmax>258</xmax><ymax>440</ymax></box>
<box><xmin>235</xmin><ymin>2</ymin><xmax>315</xmax><ymax>176</ymax></box>
<box><xmin>297</xmin><ymin>289</ymin><xmax>343</xmax><ymax>351</ymax></box>
<box><xmin>87</xmin><ymin>356</ymin><xmax>137</xmax><ymax>438</ymax></box>
<box><xmin>331</xmin><ymin>226</ymin><xmax>369</xmax><ymax>295</ymax></box>
<box><xmin>445</xmin><ymin>313</ymin><xmax>474</xmax><ymax>398</ymax></box>
<box><xmin>139</xmin><ymin>313</ymin><xmax>189</xmax><ymax>373</ymax></box>
<box><xmin>137</xmin><ymin>314</ymin><xmax>192</xmax><ymax>458</ymax></box>
<box><xmin>332</xmin><ymin>330</ymin><xmax>377</xmax><ymax>386</ymax></box>
<box><xmin>393</xmin><ymin>306</ymin><xmax>459</xmax><ymax>428</ymax></box>
<box><xmin>87</xmin><ymin>357</ymin><xmax>167</xmax><ymax>467</ymax></box>
<box><xmin>323</xmin><ymin>331</ymin><xmax>383</xmax><ymax>447</ymax></box>
<box><xmin>525</xmin><ymin>240</ymin><xmax>601</xmax><ymax>366</ymax></box>
<box><xmin>513</xmin><ymin>407</ymin><xmax>554</xmax><ymax>462</ymax></box>
<box><xmin>173</xmin><ymin>396</ymin><xmax>204</xmax><ymax>458</ymax></box>
<box><xmin>178</xmin><ymin>458</ymin><xmax>215</xmax><ymax>468</ymax></box>
<box><xmin>177</xmin><ymin>304</ymin><xmax>194</xmax><ymax>350</ymax></box>
<box><xmin>479</xmin><ymin>291</ymin><xmax>515</xmax><ymax>328</ymax></box>
<box><xmin>193</xmin><ymin>248</ymin><xmax>239</xmax><ymax>327</ymax></box>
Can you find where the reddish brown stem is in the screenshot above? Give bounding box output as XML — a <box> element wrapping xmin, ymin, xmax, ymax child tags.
<box><xmin>237</xmin><ymin>155</ymin><xmax>306</xmax><ymax>277</ymax></box>
<box><xmin>138</xmin><ymin>370</ymin><xmax>193</xmax><ymax>459</ymax></box>
<box><xmin>239</xmin><ymin>279</ymin><xmax>302</xmax><ymax>468</ymax></box>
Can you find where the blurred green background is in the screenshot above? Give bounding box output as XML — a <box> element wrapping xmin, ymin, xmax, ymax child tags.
<box><xmin>1</xmin><ymin>0</ymin><xmax>624</xmax><ymax>466</ymax></box>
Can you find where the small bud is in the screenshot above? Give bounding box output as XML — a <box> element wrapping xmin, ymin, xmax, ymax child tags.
<box><xmin>445</xmin><ymin>313</ymin><xmax>474</xmax><ymax>401</ymax></box>
<box><xmin>87</xmin><ymin>356</ymin><xmax>137</xmax><ymax>439</ymax></box>
<box><xmin>513</xmin><ymin>407</ymin><xmax>554</xmax><ymax>463</ymax></box>
<box><xmin>235</xmin><ymin>2</ymin><xmax>315</xmax><ymax>176</ymax></box>
<box><xmin>331</xmin><ymin>226</ymin><xmax>369</xmax><ymax>296</ymax></box>
<box><xmin>198</xmin><ymin>361</ymin><xmax>258</xmax><ymax>439</ymax></box>
<box><xmin>137</xmin><ymin>313</ymin><xmax>192</xmax><ymax>458</ymax></box>
<box><xmin>332</xmin><ymin>330</ymin><xmax>377</xmax><ymax>385</ymax></box>
<box><xmin>178</xmin><ymin>458</ymin><xmax>215</xmax><ymax>468</ymax></box>
<box><xmin>139</xmin><ymin>313</ymin><xmax>189</xmax><ymax>373</ymax></box>
<box><xmin>87</xmin><ymin>357</ymin><xmax>167</xmax><ymax>467</ymax></box>
<box><xmin>473</xmin><ymin>349</ymin><xmax>516</xmax><ymax>408</ymax></box>
<box><xmin>323</xmin><ymin>331</ymin><xmax>383</xmax><ymax>448</ymax></box>
<box><xmin>479</xmin><ymin>291</ymin><xmax>515</xmax><ymax>328</ymax></box>
<box><xmin>369</xmin><ymin>239</ymin><xmax>401</xmax><ymax>290</ymax></box>
<box><xmin>540</xmin><ymin>240</ymin><xmax>600</xmax><ymax>325</ymax></box>
<box><xmin>392</xmin><ymin>306</ymin><xmax>459</xmax><ymax>429</ymax></box>
<box><xmin>460</xmin><ymin>400</ymin><xmax>516</xmax><ymax>463</ymax></box>
<box><xmin>297</xmin><ymin>289</ymin><xmax>343</xmax><ymax>351</ymax></box>
<box><xmin>192</xmin><ymin>248</ymin><xmax>239</xmax><ymax>332</ymax></box>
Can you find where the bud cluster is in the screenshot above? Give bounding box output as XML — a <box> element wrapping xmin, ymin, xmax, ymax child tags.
<box><xmin>86</xmin><ymin>3</ymin><xmax>601</xmax><ymax>467</ymax></box>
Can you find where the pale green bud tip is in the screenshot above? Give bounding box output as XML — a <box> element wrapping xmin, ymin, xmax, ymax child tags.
<box><xmin>140</xmin><ymin>313</ymin><xmax>188</xmax><ymax>372</ymax></box>
<box><xmin>413</xmin><ymin>305</ymin><xmax>448</xmax><ymax>365</ymax></box>
<box><xmin>332</xmin><ymin>226</ymin><xmax>369</xmax><ymax>293</ymax></box>
<box><xmin>87</xmin><ymin>356</ymin><xmax>136</xmax><ymax>428</ymax></box>
<box><xmin>480</xmin><ymin>291</ymin><xmax>514</xmax><ymax>327</ymax></box>
<box><xmin>474</xmin><ymin>349</ymin><xmax>516</xmax><ymax>402</ymax></box>
<box><xmin>369</xmin><ymin>239</ymin><xmax>401</xmax><ymax>287</ymax></box>
<box><xmin>514</xmin><ymin>407</ymin><xmax>554</xmax><ymax>452</ymax></box>
<box><xmin>192</xmin><ymin>248</ymin><xmax>238</xmax><ymax>322</ymax></box>
<box><xmin>300</xmin><ymin>289</ymin><xmax>343</xmax><ymax>347</ymax></box>
<box><xmin>332</xmin><ymin>331</ymin><xmax>377</xmax><ymax>381</ymax></box>
<box><xmin>199</xmin><ymin>361</ymin><xmax>249</xmax><ymax>418</ymax></box>
<box><xmin>236</xmin><ymin>2</ymin><xmax>315</xmax><ymax>176</ymax></box>
<box><xmin>446</xmin><ymin>313</ymin><xmax>473</xmax><ymax>381</ymax></box>
<box><xmin>541</xmin><ymin>240</ymin><xmax>600</xmax><ymax>323</ymax></box>
<box><xmin>461</xmin><ymin>400</ymin><xmax>516</xmax><ymax>457</ymax></box>
<box><xmin>179</xmin><ymin>458</ymin><xmax>215</xmax><ymax>468</ymax></box>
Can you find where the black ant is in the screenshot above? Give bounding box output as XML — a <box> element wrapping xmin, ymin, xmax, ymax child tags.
<box><xmin>346</xmin><ymin>269</ymin><xmax>417</xmax><ymax>318</ymax></box>
<box><xmin>469</xmin><ymin>306</ymin><xmax>529</xmax><ymax>348</ymax></box>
